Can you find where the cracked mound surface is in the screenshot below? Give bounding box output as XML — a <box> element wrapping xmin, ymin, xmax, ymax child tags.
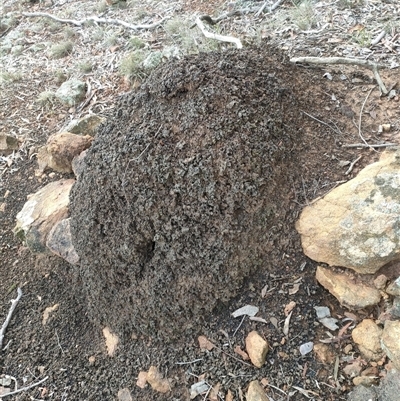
<box><xmin>70</xmin><ymin>46</ymin><xmax>324</xmax><ymax>339</ymax></box>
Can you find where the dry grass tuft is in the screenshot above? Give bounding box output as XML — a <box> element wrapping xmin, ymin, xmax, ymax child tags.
<box><xmin>49</xmin><ymin>41</ymin><xmax>73</xmax><ymax>59</ymax></box>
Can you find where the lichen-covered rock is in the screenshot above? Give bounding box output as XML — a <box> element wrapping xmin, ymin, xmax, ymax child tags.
<box><xmin>55</xmin><ymin>79</ymin><xmax>86</xmax><ymax>106</ymax></box>
<box><xmin>68</xmin><ymin>47</ymin><xmax>345</xmax><ymax>340</ymax></box>
<box><xmin>63</xmin><ymin>114</ymin><xmax>106</xmax><ymax>137</ymax></box>
<box><xmin>381</xmin><ymin>320</ymin><xmax>400</xmax><ymax>369</ymax></box>
<box><xmin>14</xmin><ymin>179</ymin><xmax>74</xmax><ymax>253</ymax></box>
<box><xmin>296</xmin><ymin>149</ymin><xmax>400</xmax><ymax>274</ymax></box>
<box><xmin>0</xmin><ymin>133</ymin><xmax>18</xmax><ymax>154</ymax></box>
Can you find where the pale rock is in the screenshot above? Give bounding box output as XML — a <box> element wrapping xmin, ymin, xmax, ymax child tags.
<box><xmin>353</xmin><ymin>376</ymin><xmax>378</xmax><ymax>386</ymax></box>
<box><xmin>316</xmin><ymin>266</ymin><xmax>381</xmax><ymax>309</ymax></box>
<box><xmin>246</xmin><ymin>380</ymin><xmax>268</xmax><ymax>401</ymax></box>
<box><xmin>117</xmin><ymin>388</ymin><xmax>132</xmax><ymax>401</ymax></box>
<box><xmin>46</xmin><ymin>218</ymin><xmax>79</xmax><ymax>265</ymax></box>
<box><xmin>245</xmin><ymin>331</ymin><xmax>268</xmax><ymax>368</ymax></box>
<box><xmin>55</xmin><ymin>78</ymin><xmax>86</xmax><ymax>106</ymax></box>
<box><xmin>103</xmin><ymin>326</ymin><xmax>119</xmax><ymax>357</ymax></box>
<box><xmin>352</xmin><ymin>319</ymin><xmax>384</xmax><ymax>361</ymax></box>
<box><xmin>37</xmin><ymin>132</ymin><xmax>93</xmax><ymax>174</ymax></box>
<box><xmin>146</xmin><ymin>366</ymin><xmax>170</xmax><ymax>393</ymax></box>
<box><xmin>381</xmin><ymin>320</ymin><xmax>400</xmax><ymax>369</ymax></box>
<box><xmin>373</xmin><ymin>274</ymin><xmax>388</xmax><ymax>290</ymax></box>
<box><xmin>313</xmin><ymin>343</ymin><xmax>335</xmax><ymax>364</ymax></box>
<box><xmin>136</xmin><ymin>371</ymin><xmax>147</xmax><ymax>389</ymax></box>
<box><xmin>63</xmin><ymin>114</ymin><xmax>105</xmax><ymax>136</ymax></box>
<box><xmin>296</xmin><ymin>149</ymin><xmax>400</xmax><ymax>274</ymax></box>
<box><xmin>0</xmin><ymin>133</ymin><xmax>18</xmax><ymax>154</ymax></box>
<box><xmin>13</xmin><ymin>179</ymin><xmax>74</xmax><ymax>253</ymax></box>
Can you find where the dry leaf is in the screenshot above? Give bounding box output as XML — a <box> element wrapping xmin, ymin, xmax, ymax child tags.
<box><xmin>209</xmin><ymin>382</ymin><xmax>221</xmax><ymax>401</ymax></box>
<box><xmin>288</xmin><ymin>283</ymin><xmax>300</xmax><ymax>295</ymax></box>
<box><xmin>42</xmin><ymin>303</ymin><xmax>59</xmax><ymax>325</ymax></box>
<box><xmin>283</xmin><ymin>311</ymin><xmax>293</xmax><ymax>336</ymax></box>
<box><xmin>348</xmin><ymin>24</ymin><xmax>364</xmax><ymax>33</ymax></box>
<box><xmin>234</xmin><ymin>345</ymin><xmax>250</xmax><ymax>360</ymax></box>
<box><xmin>250</xmin><ymin>316</ymin><xmax>268</xmax><ymax>324</ymax></box>
<box><xmin>269</xmin><ymin>316</ymin><xmax>278</xmax><ymax>329</ymax></box>
<box><xmin>198</xmin><ymin>335</ymin><xmax>215</xmax><ymax>351</ymax></box>
<box><xmin>231</xmin><ymin>305</ymin><xmax>259</xmax><ymax>318</ymax></box>
<box><xmin>103</xmin><ymin>326</ymin><xmax>119</xmax><ymax>357</ymax></box>
<box><xmin>284</xmin><ymin>301</ymin><xmax>296</xmax><ymax>316</ymax></box>
<box><xmin>190</xmin><ymin>381</ymin><xmax>209</xmax><ymax>399</ymax></box>
<box><xmin>226</xmin><ymin>389</ymin><xmax>234</xmax><ymax>401</ymax></box>
<box><xmin>136</xmin><ymin>371</ymin><xmax>148</xmax><ymax>389</ymax></box>
<box><xmin>261</xmin><ymin>284</ymin><xmax>268</xmax><ymax>298</ymax></box>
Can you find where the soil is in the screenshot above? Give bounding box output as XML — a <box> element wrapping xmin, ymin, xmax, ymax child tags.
<box><xmin>1</xmin><ymin>0</ymin><xmax>400</xmax><ymax>400</ymax></box>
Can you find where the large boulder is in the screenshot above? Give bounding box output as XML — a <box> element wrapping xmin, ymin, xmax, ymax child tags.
<box><xmin>296</xmin><ymin>149</ymin><xmax>400</xmax><ymax>274</ymax></box>
<box><xmin>69</xmin><ymin>47</ymin><xmax>342</xmax><ymax>339</ymax></box>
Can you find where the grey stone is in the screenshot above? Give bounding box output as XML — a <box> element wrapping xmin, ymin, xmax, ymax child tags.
<box><xmin>63</xmin><ymin>114</ymin><xmax>105</xmax><ymax>137</ymax></box>
<box><xmin>348</xmin><ymin>369</ymin><xmax>400</xmax><ymax>401</ymax></box>
<box><xmin>0</xmin><ymin>133</ymin><xmax>18</xmax><ymax>154</ymax></box>
<box><xmin>46</xmin><ymin>218</ymin><xmax>79</xmax><ymax>265</ymax></box>
<box><xmin>55</xmin><ymin>79</ymin><xmax>86</xmax><ymax>106</ymax></box>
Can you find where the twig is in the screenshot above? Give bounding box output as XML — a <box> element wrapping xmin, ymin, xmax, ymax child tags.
<box><xmin>301</xmin><ymin>110</ymin><xmax>342</xmax><ymax>136</ymax></box>
<box><xmin>371</xmin><ymin>30</ymin><xmax>386</xmax><ymax>46</ymax></box>
<box><xmin>341</xmin><ymin>142</ymin><xmax>397</xmax><ymax>148</ymax></box>
<box><xmin>232</xmin><ymin>315</ymin><xmax>246</xmax><ymax>337</ymax></box>
<box><xmin>345</xmin><ymin>155</ymin><xmax>362</xmax><ymax>175</ymax></box>
<box><xmin>195</xmin><ymin>17</ymin><xmax>242</xmax><ymax>48</ymax></box>
<box><xmin>0</xmin><ymin>288</ymin><xmax>22</xmax><ymax>350</ymax></box>
<box><xmin>255</xmin><ymin>2</ymin><xmax>268</xmax><ymax>17</ymax></box>
<box><xmin>358</xmin><ymin>86</ymin><xmax>376</xmax><ymax>151</ymax></box>
<box><xmin>214</xmin><ymin>345</ymin><xmax>252</xmax><ymax>367</ymax></box>
<box><xmin>0</xmin><ymin>376</ymin><xmax>49</xmax><ymax>398</ymax></box>
<box><xmin>20</xmin><ymin>12</ymin><xmax>168</xmax><ymax>30</ymax></box>
<box><xmin>290</xmin><ymin>56</ymin><xmax>388</xmax><ymax>94</ymax></box>
<box><xmin>270</xmin><ymin>0</ymin><xmax>286</xmax><ymax>12</ymax></box>
<box><xmin>175</xmin><ymin>358</ymin><xmax>203</xmax><ymax>365</ymax></box>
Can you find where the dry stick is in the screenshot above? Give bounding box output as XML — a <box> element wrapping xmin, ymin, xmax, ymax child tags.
<box><xmin>0</xmin><ymin>288</ymin><xmax>22</xmax><ymax>350</ymax></box>
<box><xmin>345</xmin><ymin>155</ymin><xmax>362</xmax><ymax>175</ymax></box>
<box><xmin>358</xmin><ymin>86</ymin><xmax>376</xmax><ymax>151</ymax></box>
<box><xmin>20</xmin><ymin>12</ymin><xmax>168</xmax><ymax>30</ymax></box>
<box><xmin>195</xmin><ymin>17</ymin><xmax>242</xmax><ymax>48</ymax></box>
<box><xmin>371</xmin><ymin>30</ymin><xmax>386</xmax><ymax>46</ymax></box>
<box><xmin>301</xmin><ymin>110</ymin><xmax>342</xmax><ymax>135</ymax></box>
<box><xmin>342</xmin><ymin>142</ymin><xmax>397</xmax><ymax>148</ymax></box>
<box><xmin>0</xmin><ymin>376</ymin><xmax>49</xmax><ymax>399</ymax></box>
<box><xmin>290</xmin><ymin>56</ymin><xmax>388</xmax><ymax>95</ymax></box>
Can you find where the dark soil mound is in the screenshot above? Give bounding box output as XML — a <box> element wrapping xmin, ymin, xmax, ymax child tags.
<box><xmin>69</xmin><ymin>46</ymin><xmax>338</xmax><ymax>340</ymax></box>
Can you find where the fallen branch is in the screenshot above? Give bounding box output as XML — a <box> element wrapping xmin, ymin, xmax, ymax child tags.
<box><xmin>341</xmin><ymin>142</ymin><xmax>397</xmax><ymax>148</ymax></box>
<box><xmin>290</xmin><ymin>56</ymin><xmax>388</xmax><ymax>95</ymax></box>
<box><xmin>20</xmin><ymin>12</ymin><xmax>168</xmax><ymax>30</ymax></box>
<box><xmin>0</xmin><ymin>288</ymin><xmax>22</xmax><ymax>350</ymax></box>
<box><xmin>195</xmin><ymin>17</ymin><xmax>242</xmax><ymax>49</ymax></box>
<box><xmin>0</xmin><ymin>376</ymin><xmax>49</xmax><ymax>398</ymax></box>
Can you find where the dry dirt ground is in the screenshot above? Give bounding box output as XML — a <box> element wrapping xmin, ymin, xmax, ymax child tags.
<box><xmin>1</xmin><ymin>0</ymin><xmax>400</xmax><ymax>400</ymax></box>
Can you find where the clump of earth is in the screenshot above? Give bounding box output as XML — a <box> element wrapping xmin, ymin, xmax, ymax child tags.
<box><xmin>69</xmin><ymin>45</ymin><xmax>345</xmax><ymax>340</ymax></box>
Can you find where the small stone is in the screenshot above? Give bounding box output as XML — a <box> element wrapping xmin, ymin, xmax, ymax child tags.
<box><xmin>0</xmin><ymin>133</ymin><xmax>18</xmax><ymax>154</ymax></box>
<box><xmin>386</xmin><ymin>277</ymin><xmax>400</xmax><ymax>296</ymax></box>
<box><xmin>373</xmin><ymin>274</ymin><xmax>388</xmax><ymax>290</ymax></box>
<box><xmin>88</xmin><ymin>356</ymin><xmax>96</xmax><ymax>365</ymax></box>
<box><xmin>225</xmin><ymin>389</ymin><xmax>234</xmax><ymax>401</ymax></box>
<box><xmin>146</xmin><ymin>366</ymin><xmax>170</xmax><ymax>393</ymax></box>
<box><xmin>352</xmin><ymin>319</ymin><xmax>384</xmax><ymax>361</ymax></box>
<box><xmin>245</xmin><ymin>331</ymin><xmax>268</xmax><ymax>368</ymax></box>
<box><xmin>117</xmin><ymin>388</ymin><xmax>132</xmax><ymax>401</ymax></box>
<box><xmin>136</xmin><ymin>371</ymin><xmax>147</xmax><ymax>389</ymax></box>
<box><xmin>103</xmin><ymin>327</ymin><xmax>119</xmax><ymax>357</ymax></box>
<box><xmin>316</xmin><ymin>266</ymin><xmax>381</xmax><ymax>309</ymax></box>
<box><xmin>42</xmin><ymin>303</ymin><xmax>59</xmax><ymax>325</ymax></box>
<box><xmin>246</xmin><ymin>380</ymin><xmax>268</xmax><ymax>401</ymax></box>
<box><xmin>353</xmin><ymin>376</ymin><xmax>378</xmax><ymax>386</ymax></box>
<box><xmin>344</xmin><ymin>344</ymin><xmax>353</xmax><ymax>354</ymax></box>
<box><xmin>381</xmin><ymin>320</ymin><xmax>400</xmax><ymax>369</ymax></box>
<box><xmin>343</xmin><ymin>360</ymin><xmax>362</xmax><ymax>377</ymax></box>
<box><xmin>313</xmin><ymin>343</ymin><xmax>335</xmax><ymax>365</ymax></box>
